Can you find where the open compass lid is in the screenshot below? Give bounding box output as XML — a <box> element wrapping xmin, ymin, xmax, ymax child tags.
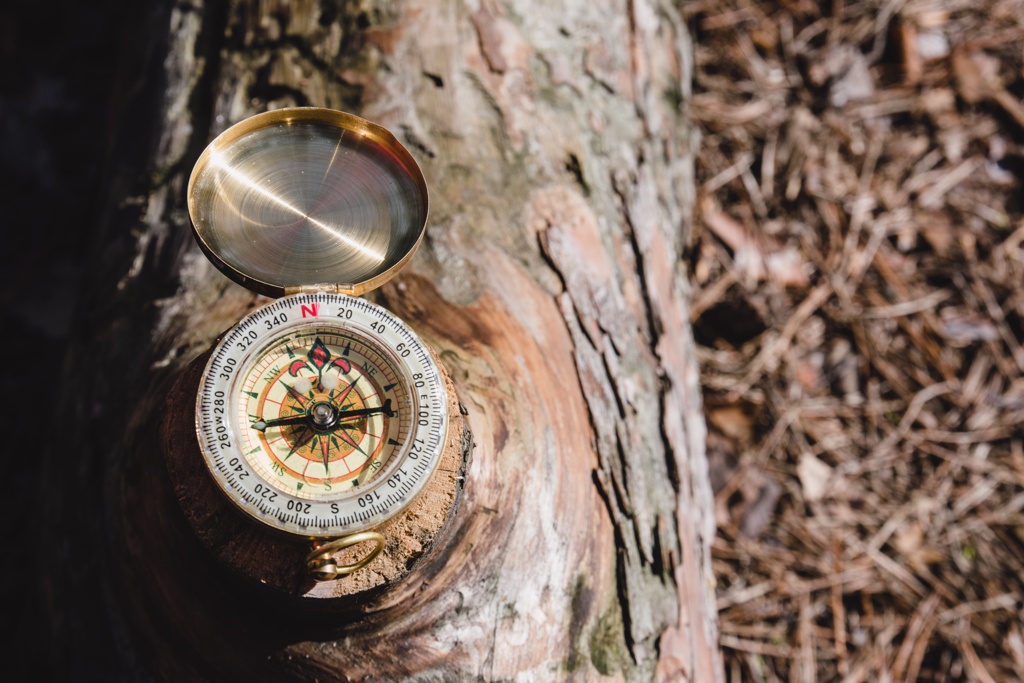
<box><xmin>187</xmin><ymin>108</ymin><xmax>428</xmax><ymax>298</ymax></box>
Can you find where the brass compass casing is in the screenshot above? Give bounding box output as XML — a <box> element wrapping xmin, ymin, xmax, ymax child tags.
<box><xmin>175</xmin><ymin>108</ymin><xmax>467</xmax><ymax>592</ymax></box>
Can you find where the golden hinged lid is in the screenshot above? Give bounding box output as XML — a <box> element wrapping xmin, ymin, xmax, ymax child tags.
<box><xmin>187</xmin><ymin>108</ymin><xmax>428</xmax><ymax>298</ymax></box>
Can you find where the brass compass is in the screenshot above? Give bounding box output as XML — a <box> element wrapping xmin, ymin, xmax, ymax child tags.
<box><xmin>186</xmin><ymin>108</ymin><xmax>451</xmax><ymax>582</ymax></box>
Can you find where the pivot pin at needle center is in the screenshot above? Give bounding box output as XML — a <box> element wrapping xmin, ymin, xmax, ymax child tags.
<box><xmin>311</xmin><ymin>402</ymin><xmax>336</xmax><ymax>428</ymax></box>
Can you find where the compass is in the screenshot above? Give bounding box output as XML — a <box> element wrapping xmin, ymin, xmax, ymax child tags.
<box><xmin>185</xmin><ymin>108</ymin><xmax>457</xmax><ymax>584</ymax></box>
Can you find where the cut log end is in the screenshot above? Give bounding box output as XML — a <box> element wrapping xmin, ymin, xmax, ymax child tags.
<box><xmin>161</xmin><ymin>349</ymin><xmax>471</xmax><ymax>606</ymax></box>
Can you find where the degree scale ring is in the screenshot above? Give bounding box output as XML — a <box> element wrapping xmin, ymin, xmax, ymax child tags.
<box><xmin>194</xmin><ymin>292</ymin><xmax>449</xmax><ymax>539</ymax></box>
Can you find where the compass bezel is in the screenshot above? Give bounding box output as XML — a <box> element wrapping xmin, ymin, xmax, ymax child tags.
<box><xmin>194</xmin><ymin>292</ymin><xmax>449</xmax><ymax>539</ymax></box>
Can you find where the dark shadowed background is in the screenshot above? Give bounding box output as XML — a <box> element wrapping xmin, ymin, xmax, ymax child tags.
<box><xmin>1</xmin><ymin>1</ymin><xmax>172</xmax><ymax>677</ymax></box>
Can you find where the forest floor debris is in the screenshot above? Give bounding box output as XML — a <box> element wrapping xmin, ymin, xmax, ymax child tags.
<box><xmin>685</xmin><ymin>1</ymin><xmax>1024</xmax><ymax>680</ymax></box>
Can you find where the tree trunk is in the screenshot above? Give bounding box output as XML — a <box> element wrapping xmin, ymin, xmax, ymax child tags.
<box><xmin>42</xmin><ymin>0</ymin><xmax>722</xmax><ymax>680</ymax></box>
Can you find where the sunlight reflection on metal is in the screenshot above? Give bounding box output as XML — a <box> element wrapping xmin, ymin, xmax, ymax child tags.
<box><xmin>320</xmin><ymin>130</ymin><xmax>345</xmax><ymax>188</ymax></box>
<box><xmin>187</xmin><ymin>109</ymin><xmax>428</xmax><ymax>297</ymax></box>
<box><xmin>208</xmin><ymin>148</ymin><xmax>385</xmax><ymax>265</ymax></box>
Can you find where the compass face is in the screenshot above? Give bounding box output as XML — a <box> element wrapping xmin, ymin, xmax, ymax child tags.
<box><xmin>196</xmin><ymin>292</ymin><xmax>448</xmax><ymax>538</ymax></box>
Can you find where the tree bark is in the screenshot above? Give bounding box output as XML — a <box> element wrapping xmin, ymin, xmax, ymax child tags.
<box><xmin>43</xmin><ymin>0</ymin><xmax>722</xmax><ymax>680</ymax></box>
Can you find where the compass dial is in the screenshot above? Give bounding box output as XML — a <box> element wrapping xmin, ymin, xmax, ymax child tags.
<box><xmin>196</xmin><ymin>292</ymin><xmax>448</xmax><ymax>538</ymax></box>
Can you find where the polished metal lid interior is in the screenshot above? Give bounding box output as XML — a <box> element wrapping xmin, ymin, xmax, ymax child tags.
<box><xmin>187</xmin><ymin>108</ymin><xmax>428</xmax><ymax>297</ymax></box>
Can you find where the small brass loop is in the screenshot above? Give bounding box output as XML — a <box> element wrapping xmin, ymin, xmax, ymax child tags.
<box><xmin>306</xmin><ymin>531</ymin><xmax>385</xmax><ymax>581</ymax></box>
